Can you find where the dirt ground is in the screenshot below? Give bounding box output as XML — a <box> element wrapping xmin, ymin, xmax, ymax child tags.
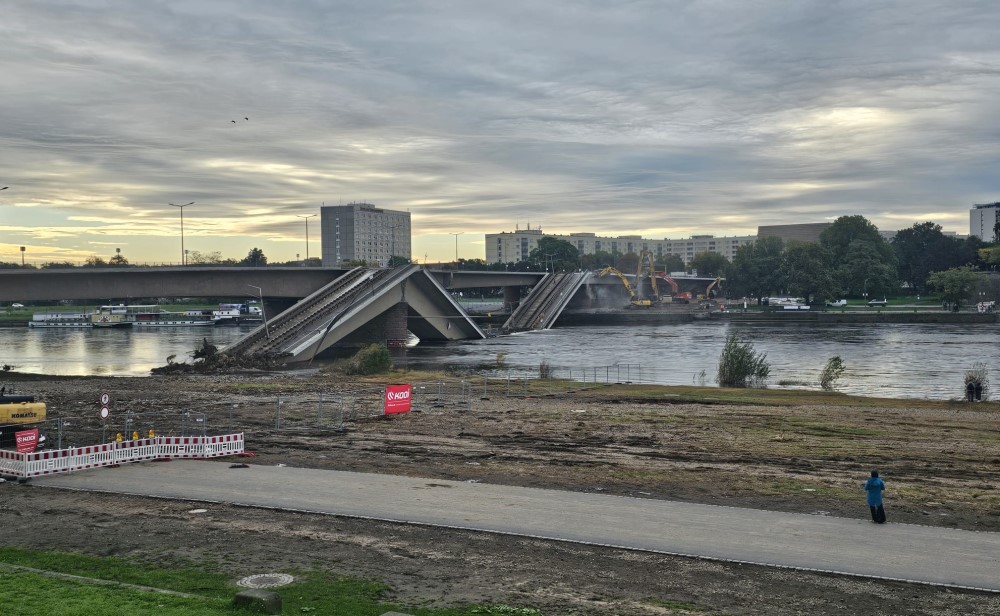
<box><xmin>4</xmin><ymin>370</ymin><xmax>1000</xmax><ymax>615</ymax></box>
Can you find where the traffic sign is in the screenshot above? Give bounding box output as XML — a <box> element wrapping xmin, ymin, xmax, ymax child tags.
<box><xmin>100</xmin><ymin>406</ymin><xmax>110</xmax><ymax>420</ymax></box>
<box><xmin>100</xmin><ymin>392</ymin><xmax>111</xmax><ymax>406</ymax></box>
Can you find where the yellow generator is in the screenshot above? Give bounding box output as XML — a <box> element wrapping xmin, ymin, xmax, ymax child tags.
<box><xmin>0</xmin><ymin>395</ymin><xmax>47</xmax><ymax>450</ymax></box>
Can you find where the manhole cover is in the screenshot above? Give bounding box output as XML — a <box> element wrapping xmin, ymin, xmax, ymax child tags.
<box><xmin>237</xmin><ymin>573</ymin><xmax>295</xmax><ymax>588</ymax></box>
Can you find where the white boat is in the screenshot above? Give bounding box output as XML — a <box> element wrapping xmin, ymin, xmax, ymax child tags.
<box><xmin>28</xmin><ymin>312</ymin><xmax>92</xmax><ymax>328</ymax></box>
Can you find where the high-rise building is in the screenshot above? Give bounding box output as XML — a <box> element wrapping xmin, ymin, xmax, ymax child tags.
<box><xmin>970</xmin><ymin>202</ymin><xmax>1000</xmax><ymax>241</ymax></box>
<box><xmin>485</xmin><ymin>226</ymin><xmax>755</xmax><ymax>266</ymax></box>
<box><xmin>320</xmin><ymin>203</ymin><xmax>411</xmax><ymax>267</ymax></box>
<box><xmin>756</xmin><ymin>223</ymin><xmax>833</xmax><ymax>245</ymax></box>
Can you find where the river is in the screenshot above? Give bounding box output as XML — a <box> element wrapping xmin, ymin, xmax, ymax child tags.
<box><xmin>2</xmin><ymin>322</ymin><xmax>997</xmax><ymax>400</ymax></box>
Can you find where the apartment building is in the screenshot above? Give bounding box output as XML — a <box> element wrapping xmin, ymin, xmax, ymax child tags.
<box><xmin>485</xmin><ymin>227</ymin><xmax>756</xmax><ymax>265</ymax></box>
<box><xmin>320</xmin><ymin>203</ymin><xmax>411</xmax><ymax>267</ymax></box>
<box><xmin>971</xmin><ymin>202</ymin><xmax>1000</xmax><ymax>241</ymax></box>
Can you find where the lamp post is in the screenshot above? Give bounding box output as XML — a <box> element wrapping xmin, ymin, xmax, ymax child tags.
<box><xmin>448</xmin><ymin>232</ymin><xmax>464</xmax><ymax>263</ymax></box>
<box><xmin>20</xmin><ymin>246</ymin><xmax>25</xmax><ymax>266</ymax></box>
<box><xmin>169</xmin><ymin>202</ymin><xmax>194</xmax><ymax>265</ymax></box>
<box><xmin>247</xmin><ymin>284</ymin><xmax>269</xmax><ymax>339</ymax></box>
<box><xmin>296</xmin><ymin>213</ymin><xmax>317</xmax><ymax>262</ymax></box>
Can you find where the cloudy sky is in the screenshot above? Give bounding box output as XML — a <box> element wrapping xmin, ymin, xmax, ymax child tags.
<box><xmin>2</xmin><ymin>1</ymin><xmax>998</xmax><ymax>265</ymax></box>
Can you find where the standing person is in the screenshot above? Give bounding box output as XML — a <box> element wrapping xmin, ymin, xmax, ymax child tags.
<box><xmin>864</xmin><ymin>470</ymin><xmax>886</xmax><ymax>523</ymax></box>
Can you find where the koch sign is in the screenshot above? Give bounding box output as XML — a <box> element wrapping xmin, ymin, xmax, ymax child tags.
<box><xmin>15</xmin><ymin>429</ymin><xmax>39</xmax><ymax>454</ymax></box>
<box><xmin>384</xmin><ymin>385</ymin><xmax>412</xmax><ymax>414</ymax></box>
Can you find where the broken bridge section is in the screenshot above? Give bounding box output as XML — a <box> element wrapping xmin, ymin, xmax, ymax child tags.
<box><xmin>223</xmin><ymin>264</ymin><xmax>485</xmax><ymax>363</ymax></box>
<box><xmin>503</xmin><ymin>271</ymin><xmax>589</xmax><ymax>332</ymax></box>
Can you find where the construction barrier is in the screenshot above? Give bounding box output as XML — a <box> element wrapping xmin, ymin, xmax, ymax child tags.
<box><xmin>0</xmin><ymin>434</ymin><xmax>244</xmax><ymax>480</ymax></box>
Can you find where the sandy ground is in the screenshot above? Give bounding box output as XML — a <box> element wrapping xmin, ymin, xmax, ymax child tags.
<box><xmin>4</xmin><ymin>370</ymin><xmax>1000</xmax><ymax>615</ymax></box>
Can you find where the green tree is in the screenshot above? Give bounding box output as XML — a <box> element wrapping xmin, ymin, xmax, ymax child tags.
<box><xmin>717</xmin><ymin>334</ymin><xmax>770</xmax><ymax>388</ymax></box>
<box><xmin>388</xmin><ymin>255</ymin><xmax>412</xmax><ymax>267</ymax></box>
<box><xmin>780</xmin><ymin>242</ymin><xmax>835</xmax><ymax>303</ymax></box>
<box><xmin>240</xmin><ymin>248</ymin><xmax>268</xmax><ymax>267</ymax></box>
<box><xmin>927</xmin><ymin>266</ymin><xmax>984</xmax><ymax>310</ymax></box>
<box><xmin>40</xmin><ymin>261</ymin><xmax>77</xmax><ymax>269</ymax></box>
<box><xmin>689</xmin><ymin>251</ymin><xmax>730</xmax><ymax>278</ymax></box>
<box><xmin>528</xmin><ymin>237</ymin><xmax>579</xmax><ymax>272</ymax></box>
<box><xmin>892</xmin><ymin>222</ymin><xmax>970</xmax><ymax>294</ymax></box>
<box><xmin>726</xmin><ymin>236</ymin><xmax>785</xmax><ymax>302</ymax></box>
<box><xmin>580</xmin><ymin>250</ymin><xmax>618</xmax><ymax>270</ymax></box>
<box><xmin>615</xmin><ymin>252</ymin><xmax>639</xmax><ymax>275</ymax></box>
<box><xmin>836</xmin><ymin>239</ymin><xmax>897</xmax><ymax>298</ymax></box>
<box><xmin>820</xmin><ymin>215</ymin><xmax>891</xmax><ymax>263</ymax></box>
<box><xmin>655</xmin><ymin>253</ymin><xmax>685</xmax><ymax>273</ymax></box>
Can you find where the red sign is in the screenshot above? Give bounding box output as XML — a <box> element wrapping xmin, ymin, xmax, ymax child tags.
<box><xmin>384</xmin><ymin>385</ymin><xmax>412</xmax><ymax>414</ymax></box>
<box><xmin>15</xmin><ymin>429</ymin><xmax>39</xmax><ymax>454</ymax></box>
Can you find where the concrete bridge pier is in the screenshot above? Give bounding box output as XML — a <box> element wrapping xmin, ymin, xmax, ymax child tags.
<box><xmin>322</xmin><ymin>303</ymin><xmax>410</xmax><ymax>356</ymax></box>
<box><xmin>503</xmin><ymin>286</ymin><xmax>521</xmax><ymax>312</ymax></box>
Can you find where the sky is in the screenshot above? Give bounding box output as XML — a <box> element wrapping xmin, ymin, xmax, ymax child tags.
<box><xmin>2</xmin><ymin>1</ymin><xmax>999</xmax><ymax>266</ymax></box>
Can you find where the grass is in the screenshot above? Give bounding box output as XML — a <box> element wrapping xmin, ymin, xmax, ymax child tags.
<box><xmin>0</xmin><ymin>547</ymin><xmax>545</xmax><ymax>616</ymax></box>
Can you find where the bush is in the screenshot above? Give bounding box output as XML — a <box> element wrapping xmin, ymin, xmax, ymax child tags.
<box><xmin>717</xmin><ymin>334</ymin><xmax>770</xmax><ymax>388</ymax></box>
<box><xmin>344</xmin><ymin>343</ymin><xmax>393</xmax><ymax>375</ymax></box>
<box><xmin>820</xmin><ymin>356</ymin><xmax>846</xmax><ymax>391</ymax></box>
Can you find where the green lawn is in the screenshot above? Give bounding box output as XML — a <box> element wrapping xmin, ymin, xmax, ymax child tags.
<box><xmin>0</xmin><ymin>547</ymin><xmax>544</xmax><ymax>616</ymax></box>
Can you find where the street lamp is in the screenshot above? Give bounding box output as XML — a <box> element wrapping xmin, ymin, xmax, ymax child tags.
<box><xmin>448</xmin><ymin>232</ymin><xmax>464</xmax><ymax>263</ymax></box>
<box><xmin>296</xmin><ymin>213</ymin><xmax>317</xmax><ymax>262</ymax></box>
<box><xmin>247</xmin><ymin>284</ymin><xmax>269</xmax><ymax>339</ymax></box>
<box><xmin>169</xmin><ymin>202</ymin><xmax>194</xmax><ymax>265</ymax></box>
<box><xmin>20</xmin><ymin>246</ymin><xmax>25</xmax><ymax>266</ymax></box>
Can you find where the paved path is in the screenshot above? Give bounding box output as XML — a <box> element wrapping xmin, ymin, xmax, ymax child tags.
<box><xmin>33</xmin><ymin>461</ymin><xmax>1000</xmax><ymax>592</ymax></box>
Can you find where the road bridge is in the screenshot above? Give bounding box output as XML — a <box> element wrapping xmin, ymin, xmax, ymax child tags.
<box><xmin>0</xmin><ymin>267</ymin><xmax>545</xmax><ymax>302</ymax></box>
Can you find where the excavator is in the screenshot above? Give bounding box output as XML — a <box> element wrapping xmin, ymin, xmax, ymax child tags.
<box><xmin>597</xmin><ymin>266</ymin><xmax>654</xmax><ymax>307</ymax></box>
<box><xmin>653</xmin><ymin>271</ymin><xmax>692</xmax><ymax>303</ymax></box>
<box><xmin>0</xmin><ymin>390</ymin><xmax>46</xmax><ymax>451</ymax></box>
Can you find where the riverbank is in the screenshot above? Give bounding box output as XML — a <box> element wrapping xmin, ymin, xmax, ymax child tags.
<box><xmin>4</xmin><ymin>370</ymin><xmax>1000</xmax><ymax>614</ymax></box>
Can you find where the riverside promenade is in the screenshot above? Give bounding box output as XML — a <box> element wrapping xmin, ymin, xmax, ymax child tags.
<box><xmin>33</xmin><ymin>460</ymin><xmax>1000</xmax><ymax>592</ymax></box>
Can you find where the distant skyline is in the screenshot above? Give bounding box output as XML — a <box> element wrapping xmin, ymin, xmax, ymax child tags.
<box><xmin>2</xmin><ymin>1</ymin><xmax>998</xmax><ymax>265</ymax></box>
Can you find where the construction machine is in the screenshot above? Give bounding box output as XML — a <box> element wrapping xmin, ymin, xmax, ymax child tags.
<box><xmin>598</xmin><ymin>267</ymin><xmax>653</xmax><ymax>307</ymax></box>
<box><xmin>0</xmin><ymin>392</ymin><xmax>47</xmax><ymax>451</ymax></box>
<box><xmin>654</xmin><ymin>271</ymin><xmax>691</xmax><ymax>303</ymax></box>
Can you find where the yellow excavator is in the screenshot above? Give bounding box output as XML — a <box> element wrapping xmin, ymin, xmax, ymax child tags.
<box><xmin>598</xmin><ymin>266</ymin><xmax>654</xmax><ymax>307</ymax></box>
<box><xmin>0</xmin><ymin>392</ymin><xmax>47</xmax><ymax>451</ymax></box>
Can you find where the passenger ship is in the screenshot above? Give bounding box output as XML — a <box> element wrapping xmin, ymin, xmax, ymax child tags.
<box><xmin>91</xmin><ymin>305</ymin><xmax>215</xmax><ymax>328</ymax></box>
<box><xmin>28</xmin><ymin>313</ymin><xmax>93</xmax><ymax>328</ymax></box>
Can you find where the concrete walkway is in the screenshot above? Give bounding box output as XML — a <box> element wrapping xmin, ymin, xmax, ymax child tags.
<box><xmin>32</xmin><ymin>461</ymin><xmax>1000</xmax><ymax>592</ymax></box>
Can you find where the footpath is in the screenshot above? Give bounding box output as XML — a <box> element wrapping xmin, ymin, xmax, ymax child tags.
<box><xmin>32</xmin><ymin>460</ymin><xmax>1000</xmax><ymax>592</ymax></box>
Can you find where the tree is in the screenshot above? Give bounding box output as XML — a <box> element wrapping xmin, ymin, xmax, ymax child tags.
<box><xmin>820</xmin><ymin>215</ymin><xmax>892</xmax><ymax>264</ymax></box>
<box><xmin>108</xmin><ymin>254</ymin><xmax>130</xmax><ymax>267</ymax></box>
<box><xmin>580</xmin><ymin>250</ymin><xmax>617</xmax><ymax>270</ymax></box>
<box><xmin>387</xmin><ymin>255</ymin><xmax>412</xmax><ymax>267</ymax></box>
<box><xmin>836</xmin><ymin>239</ymin><xmax>897</xmax><ymax>298</ymax></box>
<box><xmin>780</xmin><ymin>242</ymin><xmax>835</xmax><ymax>303</ymax></box>
<box><xmin>892</xmin><ymin>222</ymin><xmax>968</xmax><ymax>295</ymax></box>
<box><xmin>725</xmin><ymin>236</ymin><xmax>785</xmax><ymax>302</ymax></box>
<box><xmin>40</xmin><ymin>261</ymin><xmax>77</xmax><ymax>269</ymax></box>
<box><xmin>83</xmin><ymin>256</ymin><xmax>107</xmax><ymax>268</ymax></box>
<box><xmin>187</xmin><ymin>250</ymin><xmax>224</xmax><ymax>265</ymax></box>
<box><xmin>689</xmin><ymin>251</ymin><xmax>730</xmax><ymax>278</ymax></box>
<box><xmin>717</xmin><ymin>334</ymin><xmax>770</xmax><ymax>388</ymax></box>
<box><xmin>655</xmin><ymin>253</ymin><xmax>685</xmax><ymax>273</ymax></box>
<box><xmin>527</xmin><ymin>237</ymin><xmax>578</xmax><ymax>272</ymax></box>
<box><xmin>927</xmin><ymin>266</ymin><xmax>984</xmax><ymax>310</ymax></box>
<box><xmin>240</xmin><ymin>248</ymin><xmax>267</xmax><ymax>267</ymax></box>
<box><xmin>615</xmin><ymin>252</ymin><xmax>639</xmax><ymax>275</ymax></box>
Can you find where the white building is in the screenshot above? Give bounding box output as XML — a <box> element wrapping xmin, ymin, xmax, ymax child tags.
<box><xmin>485</xmin><ymin>226</ymin><xmax>756</xmax><ymax>266</ymax></box>
<box><xmin>320</xmin><ymin>203</ymin><xmax>411</xmax><ymax>267</ymax></box>
<box><xmin>970</xmin><ymin>202</ymin><xmax>1000</xmax><ymax>241</ymax></box>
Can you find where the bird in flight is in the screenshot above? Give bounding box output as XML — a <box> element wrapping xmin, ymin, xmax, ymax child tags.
<box><xmin>231</xmin><ymin>120</ymin><xmax>237</xmax><ymax>123</ymax></box>
<box><xmin>245</xmin><ymin>117</ymin><xmax>249</xmax><ymax>121</ymax></box>
<box><xmin>0</xmin><ymin>186</ymin><xmax>7</xmax><ymax>190</ymax></box>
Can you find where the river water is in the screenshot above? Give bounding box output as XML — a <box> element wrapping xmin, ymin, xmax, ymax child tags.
<box><xmin>2</xmin><ymin>322</ymin><xmax>998</xmax><ymax>400</ymax></box>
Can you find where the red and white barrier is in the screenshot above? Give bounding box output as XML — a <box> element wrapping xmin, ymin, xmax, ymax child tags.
<box><xmin>0</xmin><ymin>434</ymin><xmax>244</xmax><ymax>480</ymax></box>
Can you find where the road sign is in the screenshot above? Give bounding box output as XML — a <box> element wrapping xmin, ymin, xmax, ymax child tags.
<box><xmin>100</xmin><ymin>392</ymin><xmax>111</xmax><ymax>406</ymax></box>
<box><xmin>100</xmin><ymin>406</ymin><xmax>110</xmax><ymax>420</ymax></box>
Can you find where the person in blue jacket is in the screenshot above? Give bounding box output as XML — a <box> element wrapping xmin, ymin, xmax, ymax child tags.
<box><xmin>864</xmin><ymin>470</ymin><xmax>886</xmax><ymax>523</ymax></box>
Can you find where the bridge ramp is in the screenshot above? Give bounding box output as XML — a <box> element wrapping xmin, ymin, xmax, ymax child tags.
<box><xmin>503</xmin><ymin>271</ymin><xmax>588</xmax><ymax>332</ymax></box>
<box><xmin>224</xmin><ymin>265</ymin><xmax>484</xmax><ymax>362</ymax></box>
